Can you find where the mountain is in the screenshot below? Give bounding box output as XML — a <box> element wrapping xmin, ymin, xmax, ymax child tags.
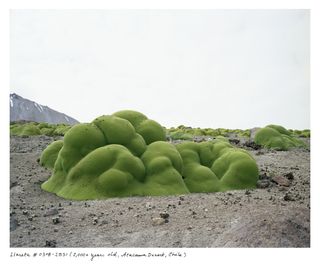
<box><xmin>10</xmin><ymin>93</ymin><xmax>79</xmax><ymax>125</ymax></box>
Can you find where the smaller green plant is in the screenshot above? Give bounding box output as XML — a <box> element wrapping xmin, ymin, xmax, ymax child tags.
<box><xmin>10</xmin><ymin>122</ymin><xmax>72</xmax><ymax>136</ymax></box>
<box><xmin>168</xmin><ymin>131</ymin><xmax>193</xmax><ymax>141</ymax></box>
<box><xmin>254</xmin><ymin>125</ymin><xmax>306</xmax><ymax>150</ymax></box>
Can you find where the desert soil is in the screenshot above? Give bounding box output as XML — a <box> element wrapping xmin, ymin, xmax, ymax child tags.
<box><xmin>10</xmin><ymin>135</ymin><xmax>310</xmax><ymax>248</ymax></box>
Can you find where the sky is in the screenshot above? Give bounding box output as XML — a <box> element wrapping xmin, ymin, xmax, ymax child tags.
<box><xmin>10</xmin><ymin>9</ymin><xmax>310</xmax><ymax>129</ymax></box>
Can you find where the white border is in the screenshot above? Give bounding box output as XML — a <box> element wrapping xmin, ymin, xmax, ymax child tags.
<box><xmin>1</xmin><ymin>1</ymin><xmax>318</xmax><ymax>264</ymax></box>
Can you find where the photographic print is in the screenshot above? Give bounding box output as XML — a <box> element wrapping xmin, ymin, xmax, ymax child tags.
<box><xmin>9</xmin><ymin>9</ymin><xmax>310</xmax><ymax>249</ymax></box>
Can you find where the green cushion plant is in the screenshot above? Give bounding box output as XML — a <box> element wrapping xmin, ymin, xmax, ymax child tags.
<box><xmin>40</xmin><ymin>110</ymin><xmax>259</xmax><ymax>200</ymax></box>
<box><xmin>254</xmin><ymin>125</ymin><xmax>306</xmax><ymax>150</ymax></box>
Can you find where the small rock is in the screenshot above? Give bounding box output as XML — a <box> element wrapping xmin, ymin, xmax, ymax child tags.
<box><xmin>244</xmin><ymin>141</ymin><xmax>261</xmax><ymax>150</ymax></box>
<box><xmin>256</xmin><ymin>180</ymin><xmax>270</xmax><ymax>189</ymax></box>
<box><xmin>44</xmin><ymin>208</ymin><xmax>59</xmax><ymax>217</ymax></box>
<box><xmin>229</xmin><ymin>138</ymin><xmax>240</xmax><ymax>145</ymax></box>
<box><xmin>45</xmin><ymin>240</ymin><xmax>57</xmax><ymax>248</ymax></box>
<box><xmin>255</xmin><ymin>150</ymin><xmax>265</xmax><ymax>155</ymax></box>
<box><xmin>99</xmin><ymin>220</ymin><xmax>108</xmax><ymax>226</ymax></box>
<box><xmin>159</xmin><ymin>212</ymin><xmax>169</xmax><ymax>219</ymax></box>
<box><xmin>284</xmin><ymin>193</ymin><xmax>295</xmax><ymax>201</ymax></box>
<box><xmin>279</xmin><ymin>186</ymin><xmax>289</xmax><ymax>192</ymax></box>
<box><xmin>152</xmin><ymin>217</ymin><xmax>166</xmax><ymax>226</ymax></box>
<box><xmin>187</xmin><ymin>226</ymin><xmax>193</xmax><ymax>230</ymax></box>
<box><xmin>93</xmin><ymin>217</ymin><xmax>98</xmax><ymax>225</ymax></box>
<box><xmin>69</xmin><ymin>231</ymin><xmax>73</xmax><ymax>235</ymax></box>
<box><xmin>22</xmin><ymin>210</ymin><xmax>29</xmax><ymax>215</ymax></box>
<box><xmin>146</xmin><ymin>203</ymin><xmax>155</xmax><ymax>211</ymax></box>
<box><xmin>53</xmin><ymin>228</ymin><xmax>58</xmax><ymax>232</ymax></box>
<box><xmin>52</xmin><ymin>217</ymin><xmax>60</xmax><ymax>224</ymax></box>
<box><xmin>284</xmin><ymin>172</ymin><xmax>294</xmax><ymax>180</ymax></box>
<box><xmin>272</xmin><ymin>175</ymin><xmax>291</xmax><ymax>187</ymax></box>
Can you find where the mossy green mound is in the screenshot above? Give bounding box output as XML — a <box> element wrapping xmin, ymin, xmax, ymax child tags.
<box><xmin>10</xmin><ymin>123</ymin><xmax>41</xmax><ymax>136</ymax></box>
<box><xmin>20</xmin><ymin>124</ymin><xmax>41</xmax><ymax>136</ymax></box>
<box><xmin>176</xmin><ymin>141</ymin><xmax>258</xmax><ymax>192</ymax></box>
<box><xmin>254</xmin><ymin>125</ymin><xmax>306</xmax><ymax>150</ymax></box>
<box><xmin>291</xmin><ymin>129</ymin><xmax>310</xmax><ymax>138</ymax></box>
<box><xmin>167</xmin><ymin>126</ymin><xmax>251</xmax><ymax>139</ymax></box>
<box><xmin>40</xmin><ymin>110</ymin><xmax>259</xmax><ymax>200</ymax></box>
<box><xmin>10</xmin><ymin>122</ymin><xmax>72</xmax><ymax>136</ymax></box>
<box><xmin>40</xmin><ymin>140</ymin><xmax>64</xmax><ymax>169</ymax></box>
<box><xmin>169</xmin><ymin>131</ymin><xmax>193</xmax><ymax>141</ymax></box>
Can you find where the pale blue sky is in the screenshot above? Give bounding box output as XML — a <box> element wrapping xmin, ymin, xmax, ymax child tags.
<box><xmin>10</xmin><ymin>9</ymin><xmax>310</xmax><ymax>129</ymax></box>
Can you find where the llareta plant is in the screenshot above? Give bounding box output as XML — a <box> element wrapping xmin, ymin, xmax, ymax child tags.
<box><xmin>254</xmin><ymin>124</ymin><xmax>306</xmax><ymax>151</ymax></box>
<box><xmin>40</xmin><ymin>110</ymin><xmax>259</xmax><ymax>200</ymax></box>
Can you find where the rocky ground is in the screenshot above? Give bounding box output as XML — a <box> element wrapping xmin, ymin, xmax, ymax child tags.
<box><xmin>10</xmin><ymin>135</ymin><xmax>310</xmax><ymax>247</ymax></box>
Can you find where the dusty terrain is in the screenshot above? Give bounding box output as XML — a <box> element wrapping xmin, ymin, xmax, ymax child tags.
<box><xmin>10</xmin><ymin>135</ymin><xmax>310</xmax><ymax>247</ymax></box>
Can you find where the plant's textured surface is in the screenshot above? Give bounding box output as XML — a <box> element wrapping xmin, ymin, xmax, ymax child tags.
<box><xmin>40</xmin><ymin>110</ymin><xmax>259</xmax><ymax>200</ymax></box>
<box><xmin>176</xmin><ymin>140</ymin><xmax>258</xmax><ymax>193</ymax></box>
<box><xmin>254</xmin><ymin>125</ymin><xmax>306</xmax><ymax>151</ymax></box>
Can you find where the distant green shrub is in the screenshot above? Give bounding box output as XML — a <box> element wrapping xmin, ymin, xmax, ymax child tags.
<box><xmin>254</xmin><ymin>125</ymin><xmax>306</xmax><ymax>150</ymax></box>
<box><xmin>53</xmin><ymin>125</ymin><xmax>71</xmax><ymax>135</ymax></box>
<box><xmin>23</xmin><ymin>124</ymin><xmax>41</xmax><ymax>135</ymax></box>
<box><xmin>10</xmin><ymin>122</ymin><xmax>72</xmax><ymax>136</ymax></box>
<box><xmin>291</xmin><ymin>129</ymin><xmax>310</xmax><ymax>138</ymax></box>
<box><xmin>169</xmin><ymin>131</ymin><xmax>193</xmax><ymax>140</ymax></box>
